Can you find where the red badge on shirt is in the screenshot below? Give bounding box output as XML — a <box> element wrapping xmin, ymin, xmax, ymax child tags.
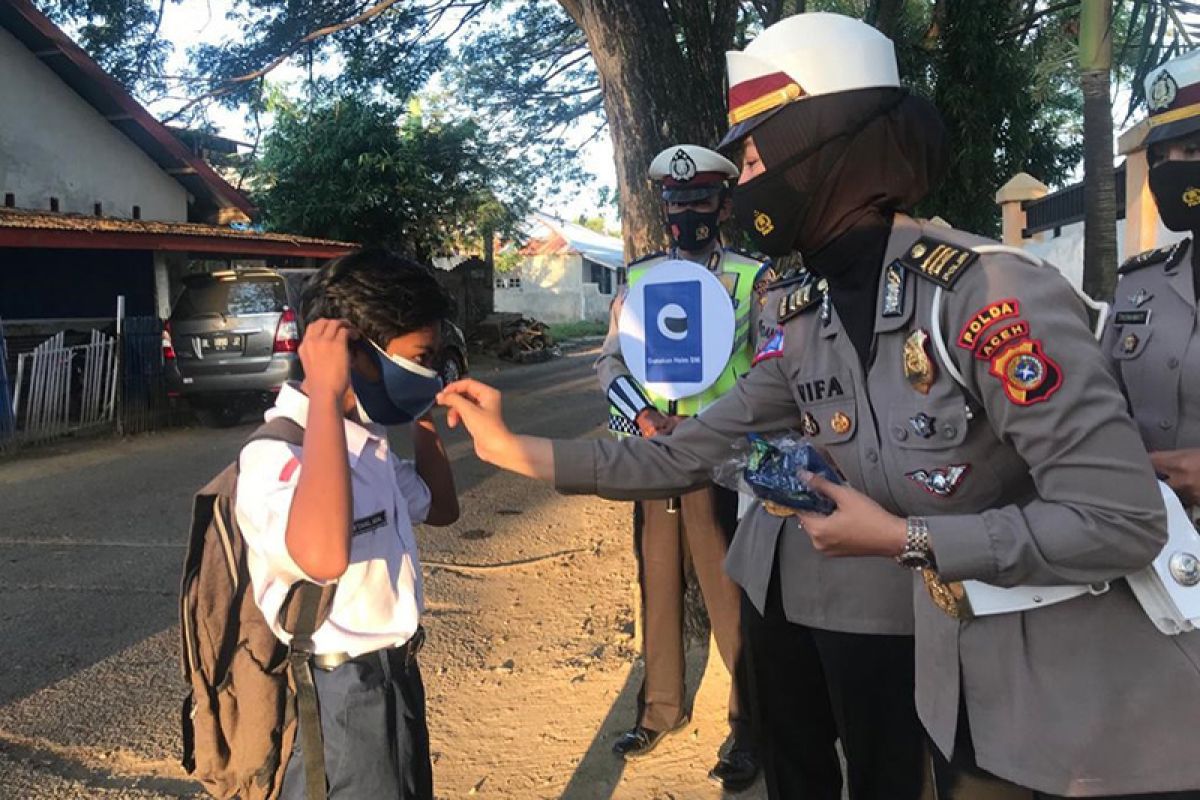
<box><xmin>958</xmin><ymin>298</ymin><xmax>1020</xmax><ymax>351</ymax></box>
<box><xmin>988</xmin><ymin>339</ymin><xmax>1063</xmax><ymax>406</ymax></box>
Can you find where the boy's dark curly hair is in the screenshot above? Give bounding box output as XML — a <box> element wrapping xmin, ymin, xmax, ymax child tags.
<box><xmin>300</xmin><ymin>249</ymin><xmax>452</xmax><ymax>344</ymax></box>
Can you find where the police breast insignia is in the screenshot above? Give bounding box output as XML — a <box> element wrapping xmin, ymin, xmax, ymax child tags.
<box><xmin>881</xmin><ymin>262</ymin><xmax>906</xmax><ymax>317</ymax></box>
<box><xmin>898</xmin><ymin>237</ymin><xmax>979</xmax><ymax>289</ymax></box>
<box><xmin>957</xmin><ymin>298</ymin><xmax>1019</xmax><ymax>350</ymax></box>
<box><xmin>906</xmin><ymin>464</ymin><xmax>969</xmax><ymax>497</ymax></box>
<box><xmin>1130</xmin><ymin>287</ymin><xmax>1153</xmax><ymax>307</ymax></box>
<box><xmin>903</xmin><ymin>329</ymin><xmax>937</xmax><ymax>394</ymax></box>
<box><xmin>909</xmin><ymin>412</ymin><xmax>937</xmax><ymax>439</ymax></box>
<box><xmin>801</xmin><ymin>411</ymin><xmax>820</xmax><ymax>437</ymax></box>
<box><xmin>753</xmin><ymin>326</ymin><xmax>785</xmax><ymax>366</ymax></box>
<box><xmin>988</xmin><ymin>339</ymin><xmax>1063</xmax><ymax>405</ymax></box>
<box><xmin>974</xmin><ymin>321</ymin><xmax>1030</xmax><ymax>361</ymax></box>
<box><xmin>820</xmin><ymin>293</ymin><xmax>832</xmax><ymax>326</ymax></box>
<box><xmin>830</xmin><ymin>411</ymin><xmax>852</xmax><ymax>435</ymax></box>
<box><xmin>1122</xmin><ymin>332</ymin><xmax>1140</xmax><ymax>354</ymax></box>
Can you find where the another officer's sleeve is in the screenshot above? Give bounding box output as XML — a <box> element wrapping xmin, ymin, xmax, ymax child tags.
<box><xmin>1097</xmin><ymin>287</ymin><xmax>1127</xmax><ymax>392</ymax></box>
<box><xmin>927</xmin><ymin>255</ymin><xmax>1166</xmax><ymax>586</ymax></box>
<box><xmin>556</xmin><ymin>351</ymin><xmax>801</xmax><ymax>498</ymax></box>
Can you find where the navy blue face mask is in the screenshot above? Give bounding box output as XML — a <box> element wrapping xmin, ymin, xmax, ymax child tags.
<box><xmin>350</xmin><ymin>340</ymin><xmax>443</xmax><ymax>426</ymax></box>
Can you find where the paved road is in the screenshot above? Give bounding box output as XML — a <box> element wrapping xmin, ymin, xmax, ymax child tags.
<box><xmin>0</xmin><ymin>351</ymin><xmax>609</xmax><ymax>798</ymax></box>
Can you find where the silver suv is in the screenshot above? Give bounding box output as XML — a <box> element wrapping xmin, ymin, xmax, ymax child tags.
<box><xmin>165</xmin><ymin>268</ymin><xmax>301</xmax><ymax>426</ymax></box>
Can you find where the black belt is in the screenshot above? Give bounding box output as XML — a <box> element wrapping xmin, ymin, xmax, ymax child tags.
<box><xmin>311</xmin><ymin>626</ymin><xmax>426</xmax><ymax>671</ymax></box>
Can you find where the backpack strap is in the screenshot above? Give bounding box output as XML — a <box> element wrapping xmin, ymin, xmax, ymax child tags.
<box><xmin>247</xmin><ymin>416</ymin><xmax>333</xmax><ymax>800</ymax></box>
<box><xmin>287</xmin><ymin>582</ymin><xmax>332</xmax><ymax>800</ymax></box>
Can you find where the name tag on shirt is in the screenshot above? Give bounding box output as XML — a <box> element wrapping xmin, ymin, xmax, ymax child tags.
<box><xmin>1115</xmin><ymin>309</ymin><xmax>1152</xmax><ymax>326</ymax></box>
<box><xmin>352</xmin><ymin>511</ymin><xmax>388</xmax><ymax>537</ymax></box>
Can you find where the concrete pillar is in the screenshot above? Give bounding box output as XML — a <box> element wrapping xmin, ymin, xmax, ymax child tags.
<box><xmin>995</xmin><ymin>173</ymin><xmax>1049</xmax><ymax>246</ymax></box>
<box><xmin>1119</xmin><ymin>119</ymin><xmax>1157</xmax><ymax>260</ymax></box>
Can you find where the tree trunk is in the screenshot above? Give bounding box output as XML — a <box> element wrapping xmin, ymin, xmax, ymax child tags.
<box><xmin>869</xmin><ymin>0</ymin><xmax>906</xmax><ymax>38</ymax></box>
<box><xmin>559</xmin><ymin>0</ymin><xmax>737</xmax><ymax>260</ymax></box>
<box><xmin>1080</xmin><ymin>0</ymin><xmax>1117</xmax><ymax>301</ymax></box>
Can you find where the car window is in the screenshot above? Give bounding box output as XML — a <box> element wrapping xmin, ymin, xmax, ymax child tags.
<box><xmin>174</xmin><ymin>277</ymin><xmax>287</xmax><ymax>318</ymax></box>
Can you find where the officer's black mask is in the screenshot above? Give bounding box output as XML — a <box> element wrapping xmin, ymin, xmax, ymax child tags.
<box><xmin>1150</xmin><ymin>159</ymin><xmax>1200</xmax><ymax>232</ymax></box>
<box><xmin>666</xmin><ymin>202</ymin><xmax>723</xmax><ymax>251</ymax></box>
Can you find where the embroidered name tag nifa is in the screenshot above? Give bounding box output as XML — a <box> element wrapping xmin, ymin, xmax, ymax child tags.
<box><xmin>352</xmin><ymin>511</ymin><xmax>388</xmax><ymax>537</ymax></box>
<box><xmin>796</xmin><ymin>376</ymin><xmax>846</xmax><ymax>403</ymax></box>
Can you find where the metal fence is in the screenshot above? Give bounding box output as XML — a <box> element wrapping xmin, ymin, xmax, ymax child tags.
<box><xmin>122</xmin><ymin>315</ymin><xmax>175</xmax><ymax>435</ymax></box>
<box><xmin>8</xmin><ymin>329</ymin><xmax>120</xmax><ymax>446</ymax></box>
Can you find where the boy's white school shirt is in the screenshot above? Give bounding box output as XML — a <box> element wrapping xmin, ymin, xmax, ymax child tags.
<box><xmin>235</xmin><ymin>382</ymin><xmax>430</xmax><ymax>657</ymax></box>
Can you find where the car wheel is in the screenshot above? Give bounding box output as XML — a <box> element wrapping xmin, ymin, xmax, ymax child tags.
<box><xmin>195</xmin><ymin>403</ymin><xmax>244</xmax><ymax>428</ymax></box>
<box><xmin>440</xmin><ymin>353</ymin><xmax>464</xmax><ymax>385</ymax></box>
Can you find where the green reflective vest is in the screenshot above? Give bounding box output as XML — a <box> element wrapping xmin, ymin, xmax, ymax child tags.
<box><xmin>613</xmin><ymin>250</ymin><xmax>763</xmax><ymax>423</ymax></box>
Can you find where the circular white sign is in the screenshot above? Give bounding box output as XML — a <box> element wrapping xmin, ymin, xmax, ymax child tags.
<box><xmin>618</xmin><ymin>259</ymin><xmax>737</xmax><ymax>401</ymax></box>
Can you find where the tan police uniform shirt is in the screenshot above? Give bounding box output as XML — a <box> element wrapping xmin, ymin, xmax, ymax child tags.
<box><xmin>554</xmin><ymin>215</ymin><xmax>1200</xmax><ymax>795</ymax></box>
<box><xmin>1102</xmin><ymin>238</ymin><xmax>1200</xmax><ymax>453</ymax></box>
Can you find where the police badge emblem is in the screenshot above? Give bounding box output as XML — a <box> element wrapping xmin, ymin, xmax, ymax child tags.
<box><xmin>1149</xmin><ymin>69</ymin><xmax>1179</xmax><ymax>113</ymax></box>
<box><xmin>755</xmin><ymin>210</ymin><xmax>775</xmax><ymax>236</ymax></box>
<box><xmin>669</xmin><ymin>148</ymin><xmax>697</xmax><ymax>182</ymax></box>
<box><xmin>903</xmin><ymin>329</ymin><xmax>937</xmax><ymax>394</ymax></box>
<box><xmin>830</xmin><ymin>411</ymin><xmax>852</xmax><ymax>435</ymax></box>
<box><xmin>906</xmin><ymin>464</ymin><xmax>970</xmax><ymax>497</ymax></box>
<box><xmin>801</xmin><ymin>411</ymin><xmax>820</xmax><ymax>437</ymax></box>
<box><xmin>909</xmin><ymin>412</ymin><xmax>936</xmax><ymax>439</ymax></box>
<box><xmin>1123</xmin><ymin>332</ymin><xmax>1140</xmax><ymax>354</ymax></box>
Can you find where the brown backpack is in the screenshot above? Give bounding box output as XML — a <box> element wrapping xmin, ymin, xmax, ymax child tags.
<box><xmin>180</xmin><ymin>418</ymin><xmax>335</xmax><ymax>800</ymax></box>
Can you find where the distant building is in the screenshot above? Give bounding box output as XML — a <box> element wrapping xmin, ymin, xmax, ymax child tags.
<box><xmin>495</xmin><ymin>213</ymin><xmax>625</xmax><ymax>323</ymax></box>
<box><xmin>0</xmin><ymin>0</ymin><xmax>355</xmax><ymax>332</ymax></box>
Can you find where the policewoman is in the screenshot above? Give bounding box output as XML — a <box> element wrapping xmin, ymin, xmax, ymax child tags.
<box><xmin>1103</xmin><ymin>49</ymin><xmax>1200</xmax><ymax>511</ymax></box>
<box><xmin>438</xmin><ymin>13</ymin><xmax>1200</xmax><ymax>800</ymax></box>
<box><xmin>596</xmin><ymin>144</ymin><xmax>765</xmax><ymax>790</ymax></box>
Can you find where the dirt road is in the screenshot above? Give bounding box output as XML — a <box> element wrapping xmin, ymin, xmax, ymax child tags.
<box><xmin>0</xmin><ymin>350</ymin><xmax>766</xmax><ymax>799</ymax></box>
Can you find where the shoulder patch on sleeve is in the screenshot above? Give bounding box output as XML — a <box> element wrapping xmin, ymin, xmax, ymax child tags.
<box><xmin>987</xmin><ymin>338</ymin><xmax>1063</xmax><ymax>406</ymax></box>
<box><xmin>897</xmin><ymin>237</ymin><xmax>980</xmax><ymax>289</ymax></box>
<box><xmin>777</xmin><ymin>277</ymin><xmax>828</xmax><ymax>323</ymax></box>
<box><xmin>628</xmin><ymin>250</ymin><xmax>667</xmax><ymax>268</ymax></box>
<box><xmin>1118</xmin><ymin>239</ymin><xmax>1189</xmax><ymax>275</ymax></box>
<box><xmin>752</xmin><ymin>326</ymin><xmax>785</xmax><ymax>365</ymax></box>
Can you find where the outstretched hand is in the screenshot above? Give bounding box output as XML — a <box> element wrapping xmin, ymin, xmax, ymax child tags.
<box><xmin>793</xmin><ymin>471</ymin><xmax>908</xmax><ymax>558</ymax></box>
<box><xmin>437</xmin><ymin>379</ymin><xmax>512</xmax><ymax>462</ymax></box>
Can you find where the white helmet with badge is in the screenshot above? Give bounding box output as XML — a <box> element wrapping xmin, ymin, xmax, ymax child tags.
<box><xmin>720</xmin><ymin>12</ymin><xmax>901</xmax><ymax>149</ymax></box>
<box><xmin>649</xmin><ymin>144</ymin><xmax>739</xmax><ymax>203</ymax></box>
<box><xmin>1144</xmin><ymin>48</ymin><xmax>1200</xmax><ymax>147</ymax></box>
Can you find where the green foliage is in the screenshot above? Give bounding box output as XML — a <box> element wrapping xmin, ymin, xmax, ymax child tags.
<box><xmin>39</xmin><ymin>0</ymin><xmax>174</xmax><ymax>98</ymax></box>
<box><xmin>257</xmin><ymin>95</ymin><xmax>529</xmax><ymax>258</ymax></box>
<box><xmin>547</xmin><ymin>319</ymin><xmax>608</xmax><ymax>340</ymax></box>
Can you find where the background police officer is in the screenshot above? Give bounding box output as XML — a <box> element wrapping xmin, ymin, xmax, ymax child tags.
<box><xmin>596</xmin><ymin>144</ymin><xmax>763</xmax><ymax>791</ymax></box>
<box><xmin>1104</xmin><ymin>49</ymin><xmax>1200</xmax><ymax>512</ymax></box>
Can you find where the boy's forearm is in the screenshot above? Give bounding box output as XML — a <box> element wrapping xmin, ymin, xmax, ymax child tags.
<box><xmin>413</xmin><ymin>417</ymin><xmax>459</xmax><ymax>525</ymax></box>
<box><xmin>285</xmin><ymin>390</ymin><xmax>352</xmax><ymax>581</ymax></box>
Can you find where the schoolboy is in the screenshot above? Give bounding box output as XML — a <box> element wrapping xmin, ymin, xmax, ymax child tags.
<box><xmin>235</xmin><ymin>249</ymin><xmax>460</xmax><ymax>800</ymax></box>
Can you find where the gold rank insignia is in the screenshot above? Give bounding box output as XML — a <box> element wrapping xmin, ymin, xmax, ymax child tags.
<box><xmin>777</xmin><ymin>278</ymin><xmax>828</xmax><ymax>323</ymax></box>
<box><xmin>903</xmin><ymin>329</ymin><xmax>937</xmax><ymax>395</ymax></box>
<box><xmin>831</xmin><ymin>411</ymin><xmax>852</xmax><ymax>435</ymax></box>
<box><xmin>898</xmin><ymin>236</ymin><xmax>979</xmax><ymax>289</ymax></box>
<box><xmin>1123</xmin><ymin>332</ymin><xmax>1140</xmax><ymax>354</ymax></box>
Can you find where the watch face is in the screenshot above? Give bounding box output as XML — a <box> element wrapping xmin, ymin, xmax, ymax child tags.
<box><xmin>896</xmin><ymin>551</ymin><xmax>932</xmax><ymax>570</ymax></box>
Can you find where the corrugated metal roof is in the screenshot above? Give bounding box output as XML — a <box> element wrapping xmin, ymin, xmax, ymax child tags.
<box><xmin>530</xmin><ymin>213</ymin><xmax>624</xmax><ymax>271</ymax></box>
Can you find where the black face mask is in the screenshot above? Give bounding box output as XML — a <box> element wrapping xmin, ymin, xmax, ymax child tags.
<box><xmin>1150</xmin><ymin>160</ymin><xmax>1200</xmax><ymax>232</ymax></box>
<box><xmin>731</xmin><ymin>140</ymin><xmax>836</xmax><ymax>256</ymax></box>
<box><xmin>666</xmin><ymin>207</ymin><xmax>722</xmax><ymax>251</ymax></box>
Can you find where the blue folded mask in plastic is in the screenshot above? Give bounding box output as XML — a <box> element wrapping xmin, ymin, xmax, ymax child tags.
<box><xmin>351</xmin><ymin>339</ymin><xmax>443</xmax><ymax>426</ymax></box>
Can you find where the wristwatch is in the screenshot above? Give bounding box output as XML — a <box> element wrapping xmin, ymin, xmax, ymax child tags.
<box><xmin>896</xmin><ymin>516</ymin><xmax>935</xmax><ymax>570</ymax></box>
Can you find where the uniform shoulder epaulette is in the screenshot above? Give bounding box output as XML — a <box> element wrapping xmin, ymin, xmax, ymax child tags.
<box><xmin>627</xmin><ymin>250</ymin><xmax>667</xmax><ymax>268</ymax></box>
<box><xmin>777</xmin><ymin>276</ymin><xmax>828</xmax><ymax>323</ymax></box>
<box><xmin>723</xmin><ymin>246</ymin><xmax>768</xmax><ymax>264</ymax></box>
<box><xmin>1118</xmin><ymin>239</ymin><xmax>1189</xmax><ymax>275</ymax></box>
<box><xmin>896</xmin><ymin>236</ymin><xmax>980</xmax><ymax>290</ymax></box>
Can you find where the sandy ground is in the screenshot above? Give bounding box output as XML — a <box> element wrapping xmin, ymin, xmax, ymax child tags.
<box><xmin>0</xmin><ymin>349</ymin><xmax>766</xmax><ymax>799</ymax></box>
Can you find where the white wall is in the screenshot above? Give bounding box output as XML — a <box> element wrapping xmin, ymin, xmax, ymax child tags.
<box><xmin>495</xmin><ymin>284</ymin><xmax>612</xmax><ymax>323</ymax></box>
<box><xmin>1023</xmin><ymin>220</ymin><xmax>1188</xmax><ymax>291</ymax></box>
<box><xmin>0</xmin><ymin>26</ymin><xmax>188</xmax><ymax>222</ymax></box>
